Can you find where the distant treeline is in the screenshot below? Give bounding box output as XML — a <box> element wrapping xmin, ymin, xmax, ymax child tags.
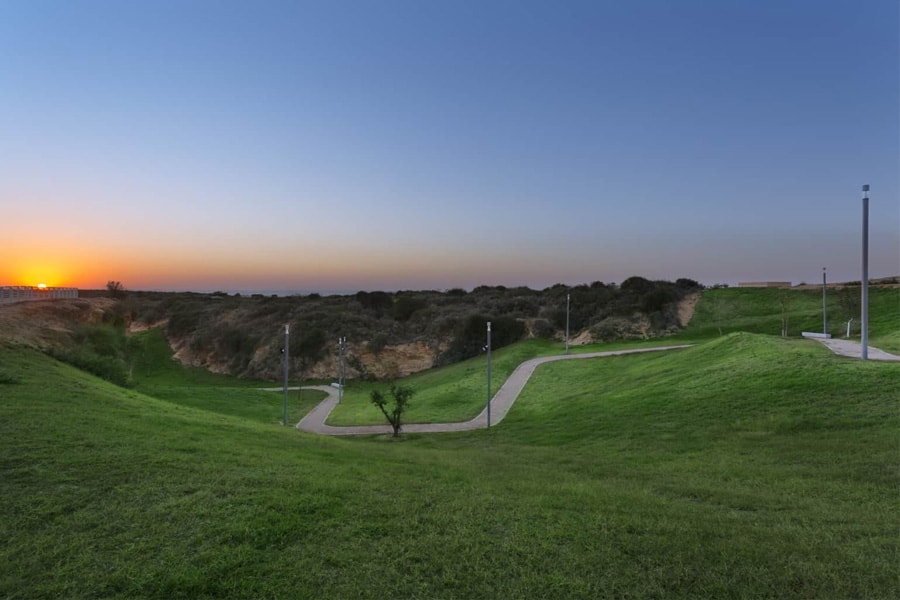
<box><xmin>116</xmin><ymin>277</ymin><xmax>702</xmax><ymax>378</ymax></box>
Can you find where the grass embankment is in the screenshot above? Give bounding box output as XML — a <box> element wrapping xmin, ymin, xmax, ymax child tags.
<box><xmin>327</xmin><ymin>338</ymin><xmax>688</xmax><ymax>426</ymax></box>
<box><xmin>328</xmin><ymin>286</ymin><xmax>898</xmax><ymax>426</ymax></box>
<box><xmin>2</xmin><ymin>331</ymin><xmax>898</xmax><ymax>598</ymax></box>
<box><xmin>129</xmin><ymin>329</ymin><xmax>327</xmax><ymax>425</ymax></box>
<box><xmin>683</xmin><ymin>286</ymin><xmax>899</xmax><ymax>352</ymax></box>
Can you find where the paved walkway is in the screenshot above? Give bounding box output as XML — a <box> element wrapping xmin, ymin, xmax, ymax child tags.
<box><xmin>294</xmin><ymin>345</ymin><xmax>692</xmax><ymax>436</ymax></box>
<box><xmin>812</xmin><ymin>338</ymin><xmax>900</xmax><ymax>361</ymax></box>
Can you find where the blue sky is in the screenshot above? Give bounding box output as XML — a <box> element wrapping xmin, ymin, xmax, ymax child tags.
<box><xmin>1</xmin><ymin>0</ymin><xmax>897</xmax><ymax>292</ymax></box>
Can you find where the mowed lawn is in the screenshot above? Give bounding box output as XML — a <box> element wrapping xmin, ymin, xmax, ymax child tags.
<box><xmin>2</xmin><ymin>330</ymin><xmax>898</xmax><ymax>598</ymax></box>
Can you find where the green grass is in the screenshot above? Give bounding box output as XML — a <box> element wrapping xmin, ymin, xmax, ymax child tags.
<box><xmin>327</xmin><ymin>337</ymin><xmax>689</xmax><ymax>426</ymax></box>
<box><xmin>684</xmin><ymin>286</ymin><xmax>899</xmax><ymax>352</ymax></box>
<box><xmin>2</xmin><ymin>329</ymin><xmax>898</xmax><ymax>598</ymax></box>
<box><xmin>129</xmin><ymin>329</ymin><xmax>326</xmax><ymax>425</ymax></box>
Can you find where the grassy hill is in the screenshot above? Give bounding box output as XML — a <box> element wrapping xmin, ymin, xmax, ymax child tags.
<box><xmin>2</xmin><ymin>321</ymin><xmax>898</xmax><ymax>597</ymax></box>
<box><xmin>683</xmin><ymin>286</ymin><xmax>899</xmax><ymax>352</ymax></box>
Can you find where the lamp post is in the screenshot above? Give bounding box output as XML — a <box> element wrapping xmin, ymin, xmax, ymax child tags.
<box><xmin>338</xmin><ymin>336</ymin><xmax>346</xmax><ymax>402</ymax></box>
<box><xmin>486</xmin><ymin>321</ymin><xmax>492</xmax><ymax>429</ymax></box>
<box><xmin>861</xmin><ymin>185</ymin><xmax>869</xmax><ymax>360</ymax></box>
<box><xmin>282</xmin><ymin>324</ymin><xmax>289</xmax><ymax>426</ymax></box>
<box><xmin>565</xmin><ymin>293</ymin><xmax>570</xmax><ymax>355</ymax></box>
<box><xmin>822</xmin><ymin>267</ymin><xmax>827</xmax><ymax>336</ymax></box>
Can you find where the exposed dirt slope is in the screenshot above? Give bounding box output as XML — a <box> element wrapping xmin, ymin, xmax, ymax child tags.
<box><xmin>0</xmin><ymin>298</ymin><xmax>118</xmax><ymax>350</ymax></box>
<box><xmin>677</xmin><ymin>292</ymin><xmax>702</xmax><ymax>327</ymax></box>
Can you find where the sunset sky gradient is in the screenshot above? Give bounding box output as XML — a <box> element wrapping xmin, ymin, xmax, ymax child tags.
<box><xmin>2</xmin><ymin>0</ymin><xmax>898</xmax><ymax>293</ymax></box>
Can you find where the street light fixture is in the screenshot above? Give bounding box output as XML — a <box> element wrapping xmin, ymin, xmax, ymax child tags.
<box><xmin>283</xmin><ymin>324</ymin><xmax>290</xmax><ymax>426</ymax></box>
<box><xmin>861</xmin><ymin>185</ymin><xmax>870</xmax><ymax>360</ymax></box>
<box><xmin>338</xmin><ymin>336</ymin><xmax>346</xmax><ymax>402</ymax></box>
<box><xmin>822</xmin><ymin>267</ymin><xmax>827</xmax><ymax>336</ymax></box>
<box><xmin>486</xmin><ymin>321</ymin><xmax>492</xmax><ymax>429</ymax></box>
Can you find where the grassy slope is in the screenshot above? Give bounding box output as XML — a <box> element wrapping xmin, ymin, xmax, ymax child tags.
<box><xmin>129</xmin><ymin>329</ymin><xmax>327</xmax><ymax>426</ymax></box>
<box><xmin>327</xmin><ymin>338</ymin><xmax>688</xmax><ymax>426</ymax></box>
<box><xmin>2</xmin><ymin>331</ymin><xmax>898</xmax><ymax>598</ymax></box>
<box><xmin>683</xmin><ymin>286</ymin><xmax>899</xmax><ymax>352</ymax></box>
<box><xmin>329</xmin><ymin>286</ymin><xmax>898</xmax><ymax>426</ymax></box>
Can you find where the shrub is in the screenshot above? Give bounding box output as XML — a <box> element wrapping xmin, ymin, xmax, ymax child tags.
<box><xmin>0</xmin><ymin>371</ymin><xmax>21</xmax><ymax>384</ymax></box>
<box><xmin>531</xmin><ymin>319</ymin><xmax>556</xmax><ymax>339</ymax></box>
<box><xmin>290</xmin><ymin>327</ymin><xmax>327</xmax><ymax>367</ymax></box>
<box><xmin>368</xmin><ymin>333</ymin><xmax>388</xmax><ymax>355</ymax></box>
<box><xmin>392</xmin><ymin>295</ymin><xmax>427</xmax><ymax>322</ymax></box>
<box><xmin>438</xmin><ymin>314</ymin><xmax>526</xmax><ymax>365</ymax></box>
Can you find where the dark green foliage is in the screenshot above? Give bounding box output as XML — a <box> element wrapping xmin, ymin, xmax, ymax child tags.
<box><xmin>218</xmin><ymin>328</ymin><xmax>256</xmax><ymax>371</ymax></box>
<box><xmin>438</xmin><ymin>314</ymin><xmax>526</xmax><ymax>365</ymax></box>
<box><xmin>676</xmin><ymin>277</ymin><xmax>703</xmax><ymax>290</ymax></box>
<box><xmin>367</xmin><ymin>333</ymin><xmax>388</xmax><ymax>354</ymax></box>
<box><xmin>530</xmin><ymin>318</ymin><xmax>555</xmax><ymax>339</ymax></box>
<box><xmin>392</xmin><ymin>294</ymin><xmax>427</xmax><ymax>322</ymax></box>
<box><xmin>289</xmin><ymin>327</ymin><xmax>327</xmax><ymax>367</ymax></box>
<box><xmin>370</xmin><ymin>383</ymin><xmax>414</xmax><ymax>436</ymax></box>
<box><xmin>166</xmin><ymin>301</ymin><xmax>206</xmax><ymax>337</ymax></box>
<box><xmin>52</xmin><ymin>323</ymin><xmax>132</xmax><ymax>386</ymax></box>
<box><xmin>641</xmin><ymin>285</ymin><xmax>678</xmax><ymax>313</ymax></box>
<box><xmin>126</xmin><ymin>276</ymin><xmax>705</xmax><ymax>379</ymax></box>
<box><xmin>620</xmin><ymin>275</ymin><xmax>653</xmax><ymax>295</ymax></box>
<box><xmin>0</xmin><ymin>371</ymin><xmax>20</xmax><ymax>384</ymax></box>
<box><xmin>356</xmin><ymin>290</ymin><xmax>393</xmax><ymax>314</ymax></box>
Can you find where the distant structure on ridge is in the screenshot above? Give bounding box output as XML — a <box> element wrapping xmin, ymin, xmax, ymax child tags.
<box><xmin>0</xmin><ymin>286</ymin><xmax>79</xmax><ymax>304</ymax></box>
<box><xmin>738</xmin><ymin>281</ymin><xmax>792</xmax><ymax>288</ymax></box>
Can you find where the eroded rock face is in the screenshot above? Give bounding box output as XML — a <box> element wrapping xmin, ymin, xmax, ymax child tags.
<box><xmin>165</xmin><ymin>332</ymin><xmax>445</xmax><ymax>381</ymax></box>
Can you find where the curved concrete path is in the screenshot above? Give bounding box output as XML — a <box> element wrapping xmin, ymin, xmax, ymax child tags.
<box><xmin>295</xmin><ymin>345</ymin><xmax>692</xmax><ymax>436</ymax></box>
<box><xmin>811</xmin><ymin>338</ymin><xmax>900</xmax><ymax>361</ymax></box>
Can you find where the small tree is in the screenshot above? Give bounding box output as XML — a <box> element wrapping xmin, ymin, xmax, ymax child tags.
<box><xmin>777</xmin><ymin>289</ymin><xmax>792</xmax><ymax>337</ymax></box>
<box><xmin>370</xmin><ymin>384</ymin><xmax>414</xmax><ymax>437</ymax></box>
<box><xmin>106</xmin><ymin>280</ymin><xmax>127</xmax><ymax>299</ymax></box>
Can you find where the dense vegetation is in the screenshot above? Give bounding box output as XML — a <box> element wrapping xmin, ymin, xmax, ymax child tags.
<box><xmin>114</xmin><ymin>277</ymin><xmax>702</xmax><ymax>379</ymax></box>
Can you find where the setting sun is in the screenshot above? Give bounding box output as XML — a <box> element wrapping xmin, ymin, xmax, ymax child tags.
<box><xmin>37</xmin><ymin>283</ymin><xmax>47</xmax><ymax>289</ymax></box>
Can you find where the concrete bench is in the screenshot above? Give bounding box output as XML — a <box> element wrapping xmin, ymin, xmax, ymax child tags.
<box><xmin>802</xmin><ymin>332</ymin><xmax>832</xmax><ymax>339</ymax></box>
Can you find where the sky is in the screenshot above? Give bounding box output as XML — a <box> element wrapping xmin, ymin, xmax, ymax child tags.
<box><xmin>1</xmin><ymin>0</ymin><xmax>898</xmax><ymax>293</ymax></box>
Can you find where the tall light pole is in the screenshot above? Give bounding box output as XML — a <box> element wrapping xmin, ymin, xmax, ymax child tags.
<box><xmin>565</xmin><ymin>293</ymin><xmax>570</xmax><ymax>355</ymax></box>
<box><xmin>861</xmin><ymin>184</ymin><xmax>870</xmax><ymax>360</ymax></box>
<box><xmin>282</xmin><ymin>324</ymin><xmax>289</xmax><ymax>426</ymax></box>
<box><xmin>486</xmin><ymin>321</ymin><xmax>492</xmax><ymax>429</ymax></box>
<box><xmin>822</xmin><ymin>267</ymin><xmax>827</xmax><ymax>336</ymax></box>
<box><xmin>338</xmin><ymin>336</ymin><xmax>346</xmax><ymax>403</ymax></box>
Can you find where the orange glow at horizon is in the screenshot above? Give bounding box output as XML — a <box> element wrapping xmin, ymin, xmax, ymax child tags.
<box><xmin>2</xmin><ymin>247</ymin><xmax>119</xmax><ymax>289</ymax></box>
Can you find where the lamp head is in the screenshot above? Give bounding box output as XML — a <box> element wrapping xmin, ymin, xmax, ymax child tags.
<box><xmin>862</xmin><ymin>184</ymin><xmax>870</xmax><ymax>192</ymax></box>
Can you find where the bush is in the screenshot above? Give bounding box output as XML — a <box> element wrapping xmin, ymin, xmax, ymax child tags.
<box><xmin>438</xmin><ymin>314</ymin><xmax>526</xmax><ymax>365</ymax></box>
<box><xmin>531</xmin><ymin>319</ymin><xmax>556</xmax><ymax>339</ymax></box>
<box><xmin>0</xmin><ymin>371</ymin><xmax>21</xmax><ymax>384</ymax></box>
<box><xmin>392</xmin><ymin>295</ymin><xmax>427</xmax><ymax>322</ymax></box>
<box><xmin>368</xmin><ymin>333</ymin><xmax>388</xmax><ymax>354</ymax></box>
<box><xmin>356</xmin><ymin>291</ymin><xmax>393</xmax><ymax>314</ymax></box>
<box><xmin>51</xmin><ymin>347</ymin><xmax>132</xmax><ymax>387</ymax></box>
<box><xmin>290</xmin><ymin>327</ymin><xmax>327</xmax><ymax>367</ymax></box>
<box><xmin>57</xmin><ymin>323</ymin><xmax>133</xmax><ymax>386</ymax></box>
